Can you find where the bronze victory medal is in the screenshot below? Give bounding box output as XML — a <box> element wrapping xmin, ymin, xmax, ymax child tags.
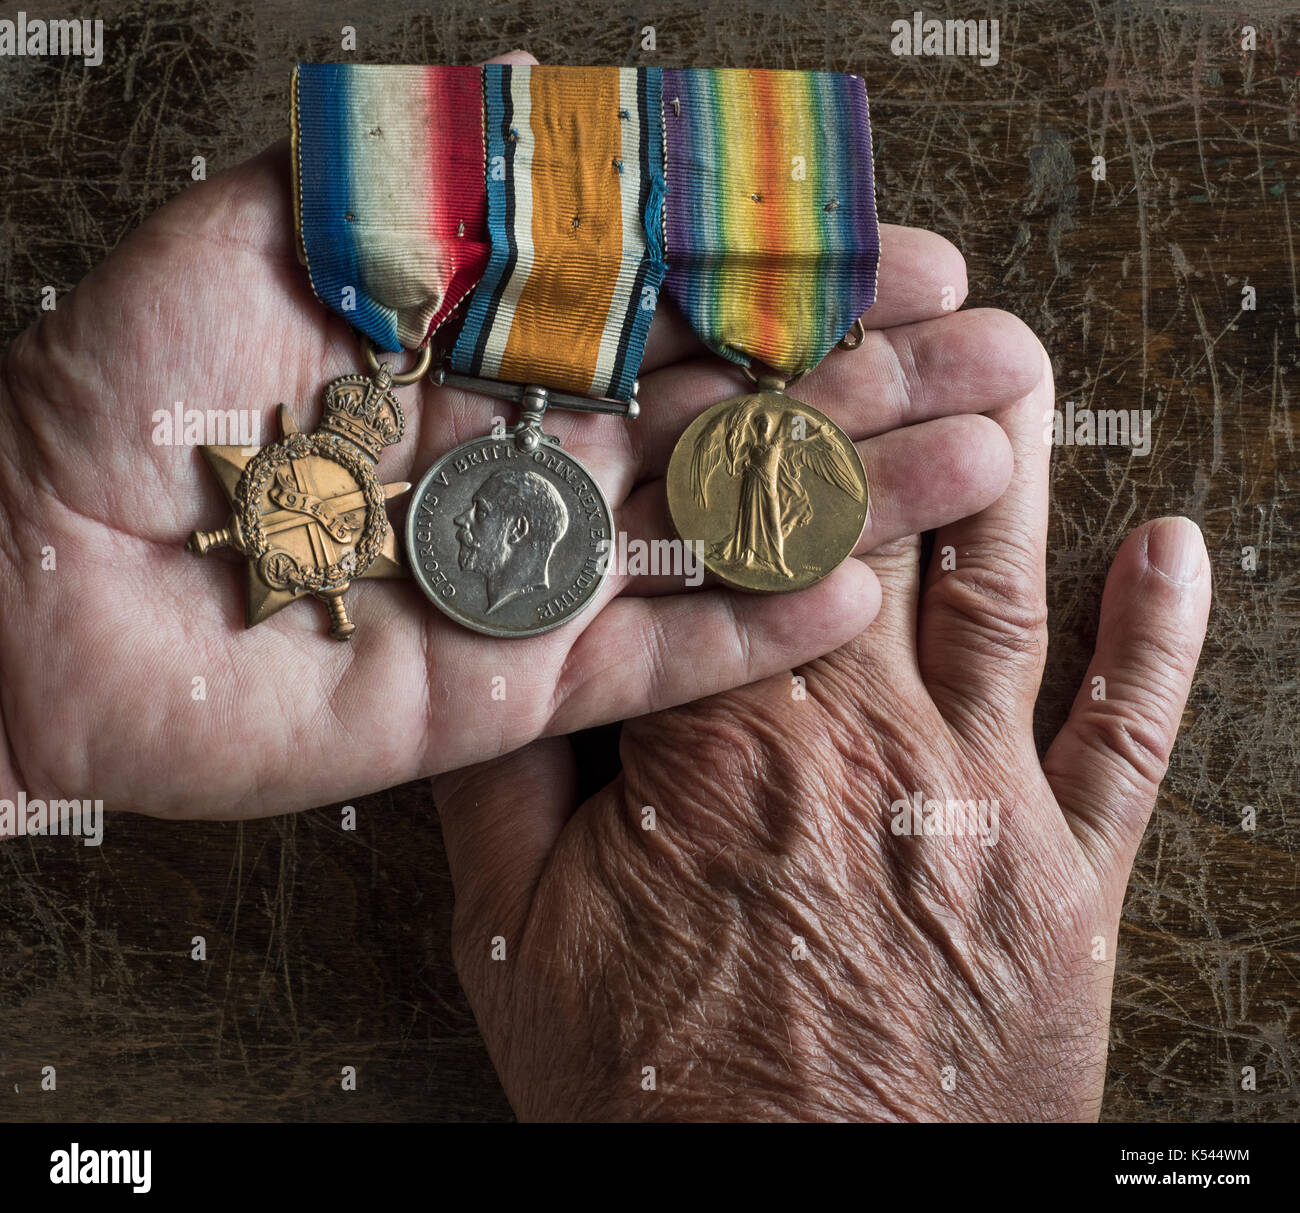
<box><xmin>407</xmin><ymin>435</ymin><xmax>613</xmax><ymax>637</ymax></box>
<box><xmin>667</xmin><ymin>392</ymin><xmax>868</xmax><ymax>593</ymax></box>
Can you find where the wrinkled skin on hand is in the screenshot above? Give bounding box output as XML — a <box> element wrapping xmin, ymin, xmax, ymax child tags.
<box><xmin>436</xmin><ymin>348</ymin><xmax>1212</xmax><ymax>1122</ymax></box>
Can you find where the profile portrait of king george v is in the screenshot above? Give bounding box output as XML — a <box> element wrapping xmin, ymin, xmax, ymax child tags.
<box><xmin>455</xmin><ymin>468</ymin><xmax>570</xmax><ymax>613</ymax></box>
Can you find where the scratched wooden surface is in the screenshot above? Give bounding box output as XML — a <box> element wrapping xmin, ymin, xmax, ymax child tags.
<box><xmin>1</xmin><ymin>0</ymin><xmax>1296</xmax><ymax>1122</ymax></box>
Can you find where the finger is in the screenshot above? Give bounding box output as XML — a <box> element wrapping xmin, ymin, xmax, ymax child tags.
<box><xmin>864</xmin><ymin>224</ymin><xmax>969</xmax><ymax>328</ymax></box>
<box><xmin>485</xmin><ymin>48</ymin><xmax>540</xmax><ymax>64</ymax></box>
<box><xmin>1043</xmin><ymin>517</ymin><xmax>1211</xmax><ymax>875</ymax></box>
<box><xmin>858</xmin><ymin>534</ymin><xmax>923</xmax><ymax>652</ymax></box>
<box><xmin>409</xmin><ymin>306</ymin><xmax>1032</xmax><ymax>529</ymax></box>
<box><xmin>802</xmin><ymin>308</ymin><xmax>1043</xmax><ymax>439</ymax></box>
<box><xmin>547</xmin><ymin>557</ymin><xmax>881</xmax><ymax>733</ymax></box>
<box><xmin>629</xmin><ymin>307</ymin><xmax>1043</xmax><ymax>483</ymax></box>
<box><xmin>433</xmin><ymin>736</ymin><xmax>576</xmax><ymax>944</ymax></box>
<box><xmin>613</xmin><ymin>413</ymin><xmax>1012</xmax><ymax>596</ymax></box>
<box><xmin>917</xmin><ymin>343</ymin><xmax>1054</xmax><ymax>739</ymax></box>
<box><xmin>856</xmin><ymin>414</ymin><xmax>1013</xmax><ymax>553</ymax></box>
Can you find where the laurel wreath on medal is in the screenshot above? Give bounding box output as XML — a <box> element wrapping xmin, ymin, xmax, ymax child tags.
<box><xmin>234</xmin><ymin>432</ymin><xmax>387</xmax><ymax>593</ymax></box>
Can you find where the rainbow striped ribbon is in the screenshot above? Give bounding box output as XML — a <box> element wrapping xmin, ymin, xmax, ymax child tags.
<box><xmin>450</xmin><ymin>65</ymin><xmax>667</xmax><ymax>402</ymax></box>
<box><xmin>293</xmin><ymin>64</ymin><xmax>489</xmax><ymax>351</ymax></box>
<box><xmin>661</xmin><ymin>68</ymin><xmax>879</xmax><ymax>378</ymax></box>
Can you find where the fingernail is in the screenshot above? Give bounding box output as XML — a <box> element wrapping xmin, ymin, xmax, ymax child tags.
<box><xmin>1147</xmin><ymin>516</ymin><xmax>1206</xmax><ymax>585</ymax></box>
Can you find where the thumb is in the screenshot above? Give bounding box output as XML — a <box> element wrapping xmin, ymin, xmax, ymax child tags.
<box><xmin>1044</xmin><ymin>516</ymin><xmax>1211</xmax><ymax>877</ymax></box>
<box><xmin>485</xmin><ymin>48</ymin><xmax>539</xmax><ymax>65</ymax></box>
<box><xmin>432</xmin><ymin>737</ymin><xmax>576</xmax><ymax>948</ymax></box>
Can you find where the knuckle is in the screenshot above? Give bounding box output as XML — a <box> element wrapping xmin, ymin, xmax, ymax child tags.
<box><xmin>629</xmin><ymin>703</ymin><xmax>767</xmax><ymax>809</ymax></box>
<box><xmin>1123</xmin><ymin>626</ymin><xmax>1203</xmax><ymax>680</ymax></box>
<box><xmin>884</xmin><ymin>326</ymin><xmax>925</xmax><ymax>422</ymax></box>
<box><xmin>1078</xmin><ymin>700</ymin><xmax>1173</xmax><ymax>789</ymax></box>
<box><xmin>930</xmin><ymin>232</ymin><xmax>969</xmax><ymax>298</ymax></box>
<box><xmin>721</xmin><ymin>594</ymin><xmax>757</xmax><ymax>680</ymax></box>
<box><xmin>927</xmin><ymin>549</ymin><xmax>1048</xmax><ymax>654</ymax></box>
<box><xmin>636</xmin><ymin>608</ymin><xmax>676</xmax><ymax>705</ymax></box>
<box><xmin>976</xmin><ymin>309</ymin><xmax>1046</xmax><ymax>391</ymax></box>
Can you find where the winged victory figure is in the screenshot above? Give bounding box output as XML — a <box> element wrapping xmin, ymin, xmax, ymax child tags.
<box><xmin>690</xmin><ymin>396</ymin><xmax>865</xmax><ymax>580</ymax></box>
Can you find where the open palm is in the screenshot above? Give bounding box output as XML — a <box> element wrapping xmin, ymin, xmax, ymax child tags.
<box><xmin>0</xmin><ymin>90</ymin><xmax>1041</xmax><ymax>822</ymax></box>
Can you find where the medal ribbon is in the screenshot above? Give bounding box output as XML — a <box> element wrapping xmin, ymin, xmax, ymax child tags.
<box><xmin>450</xmin><ymin>65</ymin><xmax>667</xmax><ymax>402</ymax></box>
<box><xmin>661</xmin><ymin>68</ymin><xmax>879</xmax><ymax>379</ymax></box>
<box><xmin>293</xmin><ymin>63</ymin><xmax>489</xmax><ymax>351</ymax></box>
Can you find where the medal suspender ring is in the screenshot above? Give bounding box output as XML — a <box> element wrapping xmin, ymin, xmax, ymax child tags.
<box><xmin>361</xmin><ymin>336</ymin><xmax>433</xmax><ymax>386</ymax></box>
<box><xmin>836</xmin><ymin>318</ymin><xmax>866</xmax><ymax>351</ymax></box>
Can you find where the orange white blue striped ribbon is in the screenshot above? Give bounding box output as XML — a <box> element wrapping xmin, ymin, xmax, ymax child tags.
<box><xmin>450</xmin><ymin>65</ymin><xmax>667</xmax><ymax>402</ymax></box>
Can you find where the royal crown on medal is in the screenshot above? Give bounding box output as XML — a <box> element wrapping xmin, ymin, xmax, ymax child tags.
<box><xmin>318</xmin><ymin>370</ymin><xmax>406</xmax><ymax>457</ymax></box>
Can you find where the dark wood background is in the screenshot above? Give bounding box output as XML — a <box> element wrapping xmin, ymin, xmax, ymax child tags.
<box><xmin>1</xmin><ymin>0</ymin><xmax>1296</xmax><ymax>1122</ymax></box>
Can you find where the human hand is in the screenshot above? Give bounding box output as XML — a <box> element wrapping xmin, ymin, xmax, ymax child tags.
<box><xmin>433</xmin><ymin>338</ymin><xmax>1211</xmax><ymax>1121</ymax></box>
<box><xmin>0</xmin><ymin>53</ymin><xmax>1028</xmax><ymax>822</ymax></box>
